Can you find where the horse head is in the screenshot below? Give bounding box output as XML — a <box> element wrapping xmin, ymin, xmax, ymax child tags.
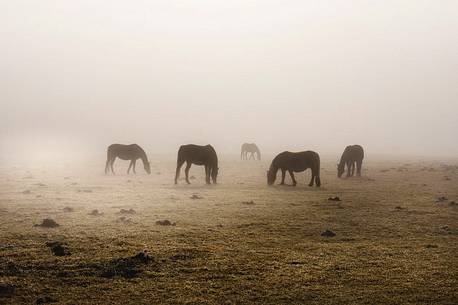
<box><xmin>144</xmin><ymin>161</ymin><xmax>151</xmax><ymax>174</ymax></box>
<box><xmin>337</xmin><ymin>162</ymin><xmax>344</xmax><ymax>178</ymax></box>
<box><xmin>267</xmin><ymin>167</ymin><xmax>276</xmax><ymax>185</ymax></box>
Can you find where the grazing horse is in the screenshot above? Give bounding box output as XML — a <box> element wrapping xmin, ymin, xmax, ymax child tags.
<box><xmin>337</xmin><ymin>145</ymin><xmax>364</xmax><ymax>178</ymax></box>
<box><xmin>267</xmin><ymin>151</ymin><xmax>321</xmax><ymax>187</ymax></box>
<box><xmin>241</xmin><ymin>143</ymin><xmax>261</xmax><ymax>160</ymax></box>
<box><xmin>175</xmin><ymin>144</ymin><xmax>218</xmax><ymax>185</ymax></box>
<box><xmin>105</xmin><ymin>144</ymin><xmax>151</xmax><ymax>175</ymax></box>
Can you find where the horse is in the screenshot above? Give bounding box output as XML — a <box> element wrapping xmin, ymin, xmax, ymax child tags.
<box><xmin>105</xmin><ymin>144</ymin><xmax>151</xmax><ymax>175</ymax></box>
<box><xmin>241</xmin><ymin>143</ymin><xmax>261</xmax><ymax>160</ymax></box>
<box><xmin>267</xmin><ymin>151</ymin><xmax>321</xmax><ymax>187</ymax></box>
<box><xmin>174</xmin><ymin>144</ymin><xmax>218</xmax><ymax>185</ymax></box>
<box><xmin>337</xmin><ymin>145</ymin><xmax>364</xmax><ymax>178</ymax></box>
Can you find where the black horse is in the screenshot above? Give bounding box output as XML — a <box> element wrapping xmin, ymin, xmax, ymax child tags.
<box><xmin>105</xmin><ymin>144</ymin><xmax>151</xmax><ymax>175</ymax></box>
<box><xmin>337</xmin><ymin>145</ymin><xmax>364</xmax><ymax>178</ymax></box>
<box><xmin>175</xmin><ymin>144</ymin><xmax>218</xmax><ymax>184</ymax></box>
<box><xmin>267</xmin><ymin>151</ymin><xmax>321</xmax><ymax>187</ymax></box>
<box><xmin>241</xmin><ymin>143</ymin><xmax>261</xmax><ymax>160</ymax></box>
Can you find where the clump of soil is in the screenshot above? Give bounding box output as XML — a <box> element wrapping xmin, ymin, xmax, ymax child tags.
<box><xmin>45</xmin><ymin>241</ymin><xmax>70</xmax><ymax>256</ymax></box>
<box><xmin>328</xmin><ymin>196</ymin><xmax>341</xmax><ymax>201</ymax></box>
<box><xmin>450</xmin><ymin>201</ymin><xmax>457</xmax><ymax>206</ymax></box>
<box><xmin>36</xmin><ymin>295</ymin><xmax>57</xmax><ymax>304</ymax></box>
<box><xmin>22</xmin><ymin>190</ymin><xmax>32</xmax><ymax>194</ymax></box>
<box><xmin>63</xmin><ymin>207</ymin><xmax>74</xmax><ymax>212</ymax></box>
<box><xmin>89</xmin><ymin>209</ymin><xmax>103</xmax><ymax>216</ymax></box>
<box><xmin>119</xmin><ymin>208</ymin><xmax>136</xmax><ymax>214</ymax></box>
<box><xmin>190</xmin><ymin>194</ymin><xmax>202</xmax><ymax>200</ymax></box>
<box><xmin>0</xmin><ymin>283</ymin><xmax>15</xmax><ymax>297</ymax></box>
<box><xmin>100</xmin><ymin>252</ymin><xmax>154</xmax><ymax>278</ymax></box>
<box><xmin>117</xmin><ymin>216</ymin><xmax>134</xmax><ymax>224</ymax></box>
<box><xmin>156</xmin><ymin>220</ymin><xmax>175</xmax><ymax>226</ymax></box>
<box><xmin>436</xmin><ymin>196</ymin><xmax>448</xmax><ymax>203</ymax></box>
<box><xmin>425</xmin><ymin>244</ymin><xmax>438</xmax><ymax>249</ymax></box>
<box><xmin>321</xmin><ymin>230</ymin><xmax>336</xmax><ymax>237</ymax></box>
<box><xmin>242</xmin><ymin>200</ymin><xmax>255</xmax><ymax>205</ymax></box>
<box><xmin>77</xmin><ymin>189</ymin><xmax>92</xmax><ymax>193</ymax></box>
<box><xmin>35</xmin><ymin>218</ymin><xmax>60</xmax><ymax>228</ymax></box>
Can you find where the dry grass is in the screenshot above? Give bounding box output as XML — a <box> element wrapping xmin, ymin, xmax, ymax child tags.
<box><xmin>0</xmin><ymin>156</ymin><xmax>457</xmax><ymax>304</ymax></box>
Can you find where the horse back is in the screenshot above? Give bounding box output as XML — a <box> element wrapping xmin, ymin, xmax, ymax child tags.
<box><xmin>178</xmin><ymin>144</ymin><xmax>218</xmax><ymax>166</ymax></box>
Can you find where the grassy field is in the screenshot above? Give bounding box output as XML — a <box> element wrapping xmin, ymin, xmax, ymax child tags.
<box><xmin>0</xmin><ymin>155</ymin><xmax>457</xmax><ymax>304</ymax></box>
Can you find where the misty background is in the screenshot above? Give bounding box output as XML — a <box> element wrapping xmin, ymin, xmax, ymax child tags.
<box><xmin>1</xmin><ymin>1</ymin><xmax>457</xmax><ymax>165</ymax></box>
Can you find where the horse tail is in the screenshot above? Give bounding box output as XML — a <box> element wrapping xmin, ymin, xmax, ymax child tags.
<box><xmin>105</xmin><ymin>146</ymin><xmax>112</xmax><ymax>174</ymax></box>
<box><xmin>315</xmin><ymin>153</ymin><xmax>321</xmax><ymax>187</ymax></box>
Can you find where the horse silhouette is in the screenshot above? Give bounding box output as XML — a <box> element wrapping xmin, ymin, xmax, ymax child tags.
<box><xmin>267</xmin><ymin>151</ymin><xmax>321</xmax><ymax>187</ymax></box>
<box><xmin>241</xmin><ymin>143</ymin><xmax>261</xmax><ymax>160</ymax></box>
<box><xmin>338</xmin><ymin>145</ymin><xmax>364</xmax><ymax>178</ymax></box>
<box><xmin>105</xmin><ymin>144</ymin><xmax>151</xmax><ymax>175</ymax></box>
<box><xmin>175</xmin><ymin>144</ymin><xmax>218</xmax><ymax>185</ymax></box>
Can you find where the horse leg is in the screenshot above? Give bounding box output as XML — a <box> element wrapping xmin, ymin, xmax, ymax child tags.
<box><xmin>110</xmin><ymin>157</ymin><xmax>116</xmax><ymax>174</ymax></box>
<box><xmin>309</xmin><ymin>172</ymin><xmax>315</xmax><ymax>187</ymax></box>
<box><xmin>127</xmin><ymin>160</ymin><xmax>133</xmax><ymax>174</ymax></box>
<box><xmin>280</xmin><ymin>169</ymin><xmax>286</xmax><ymax>185</ymax></box>
<box><xmin>351</xmin><ymin>162</ymin><xmax>356</xmax><ymax>176</ymax></box>
<box><xmin>132</xmin><ymin>160</ymin><xmax>137</xmax><ymax>174</ymax></box>
<box><xmin>289</xmin><ymin>171</ymin><xmax>297</xmax><ymax>186</ymax></box>
<box><xmin>356</xmin><ymin>160</ymin><xmax>362</xmax><ymax>176</ymax></box>
<box><xmin>204</xmin><ymin>165</ymin><xmax>210</xmax><ymax>184</ymax></box>
<box><xmin>105</xmin><ymin>158</ymin><xmax>111</xmax><ymax>174</ymax></box>
<box><xmin>175</xmin><ymin>159</ymin><xmax>185</xmax><ymax>184</ymax></box>
<box><xmin>346</xmin><ymin>162</ymin><xmax>351</xmax><ymax>177</ymax></box>
<box><xmin>184</xmin><ymin>162</ymin><xmax>192</xmax><ymax>184</ymax></box>
<box><xmin>315</xmin><ymin>175</ymin><xmax>321</xmax><ymax>187</ymax></box>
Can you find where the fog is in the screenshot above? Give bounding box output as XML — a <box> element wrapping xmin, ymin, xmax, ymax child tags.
<box><xmin>1</xmin><ymin>1</ymin><xmax>457</xmax><ymax>164</ymax></box>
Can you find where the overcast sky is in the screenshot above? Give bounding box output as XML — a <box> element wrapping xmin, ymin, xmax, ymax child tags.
<box><xmin>1</xmin><ymin>1</ymin><xmax>457</xmax><ymax>163</ymax></box>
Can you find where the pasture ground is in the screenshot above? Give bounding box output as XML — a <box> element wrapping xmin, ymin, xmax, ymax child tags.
<box><xmin>0</xmin><ymin>155</ymin><xmax>457</xmax><ymax>304</ymax></box>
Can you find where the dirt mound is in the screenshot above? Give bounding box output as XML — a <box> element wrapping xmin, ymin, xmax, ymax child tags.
<box><xmin>63</xmin><ymin>207</ymin><xmax>74</xmax><ymax>212</ymax></box>
<box><xmin>100</xmin><ymin>252</ymin><xmax>154</xmax><ymax>278</ymax></box>
<box><xmin>35</xmin><ymin>218</ymin><xmax>60</xmax><ymax>228</ymax></box>
<box><xmin>155</xmin><ymin>220</ymin><xmax>175</xmax><ymax>226</ymax></box>
<box><xmin>117</xmin><ymin>216</ymin><xmax>134</xmax><ymax>224</ymax></box>
<box><xmin>321</xmin><ymin>230</ymin><xmax>336</xmax><ymax>237</ymax></box>
<box><xmin>0</xmin><ymin>283</ymin><xmax>15</xmax><ymax>298</ymax></box>
<box><xmin>119</xmin><ymin>208</ymin><xmax>136</xmax><ymax>214</ymax></box>
<box><xmin>328</xmin><ymin>196</ymin><xmax>341</xmax><ymax>201</ymax></box>
<box><xmin>36</xmin><ymin>295</ymin><xmax>57</xmax><ymax>304</ymax></box>
<box><xmin>242</xmin><ymin>200</ymin><xmax>255</xmax><ymax>205</ymax></box>
<box><xmin>45</xmin><ymin>241</ymin><xmax>71</xmax><ymax>256</ymax></box>
<box><xmin>77</xmin><ymin>189</ymin><xmax>93</xmax><ymax>193</ymax></box>
<box><xmin>436</xmin><ymin>196</ymin><xmax>448</xmax><ymax>203</ymax></box>
<box><xmin>89</xmin><ymin>209</ymin><xmax>103</xmax><ymax>216</ymax></box>
<box><xmin>190</xmin><ymin>194</ymin><xmax>202</xmax><ymax>200</ymax></box>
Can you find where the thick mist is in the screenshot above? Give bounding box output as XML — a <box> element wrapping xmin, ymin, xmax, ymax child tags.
<box><xmin>1</xmin><ymin>1</ymin><xmax>457</xmax><ymax>165</ymax></box>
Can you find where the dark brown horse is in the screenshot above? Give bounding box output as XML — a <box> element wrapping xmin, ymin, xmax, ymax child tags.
<box><xmin>175</xmin><ymin>144</ymin><xmax>218</xmax><ymax>184</ymax></box>
<box><xmin>105</xmin><ymin>144</ymin><xmax>151</xmax><ymax>175</ymax></box>
<box><xmin>241</xmin><ymin>143</ymin><xmax>261</xmax><ymax>160</ymax></box>
<box><xmin>267</xmin><ymin>151</ymin><xmax>321</xmax><ymax>187</ymax></box>
<box><xmin>337</xmin><ymin>145</ymin><xmax>364</xmax><ymax>178</ymax></box>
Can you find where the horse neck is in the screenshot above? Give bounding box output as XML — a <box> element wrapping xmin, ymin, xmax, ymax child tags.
<box><xmin>139</xmin><ymin>151</ymin><xmax>148</xmax><ymax>165</ymax></box>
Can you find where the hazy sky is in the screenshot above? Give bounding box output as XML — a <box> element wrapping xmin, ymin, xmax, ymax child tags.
<box><xmin>1</xmin><ymin>1</ymin><xmax>457</xmax><ymax>162</ymax></box>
